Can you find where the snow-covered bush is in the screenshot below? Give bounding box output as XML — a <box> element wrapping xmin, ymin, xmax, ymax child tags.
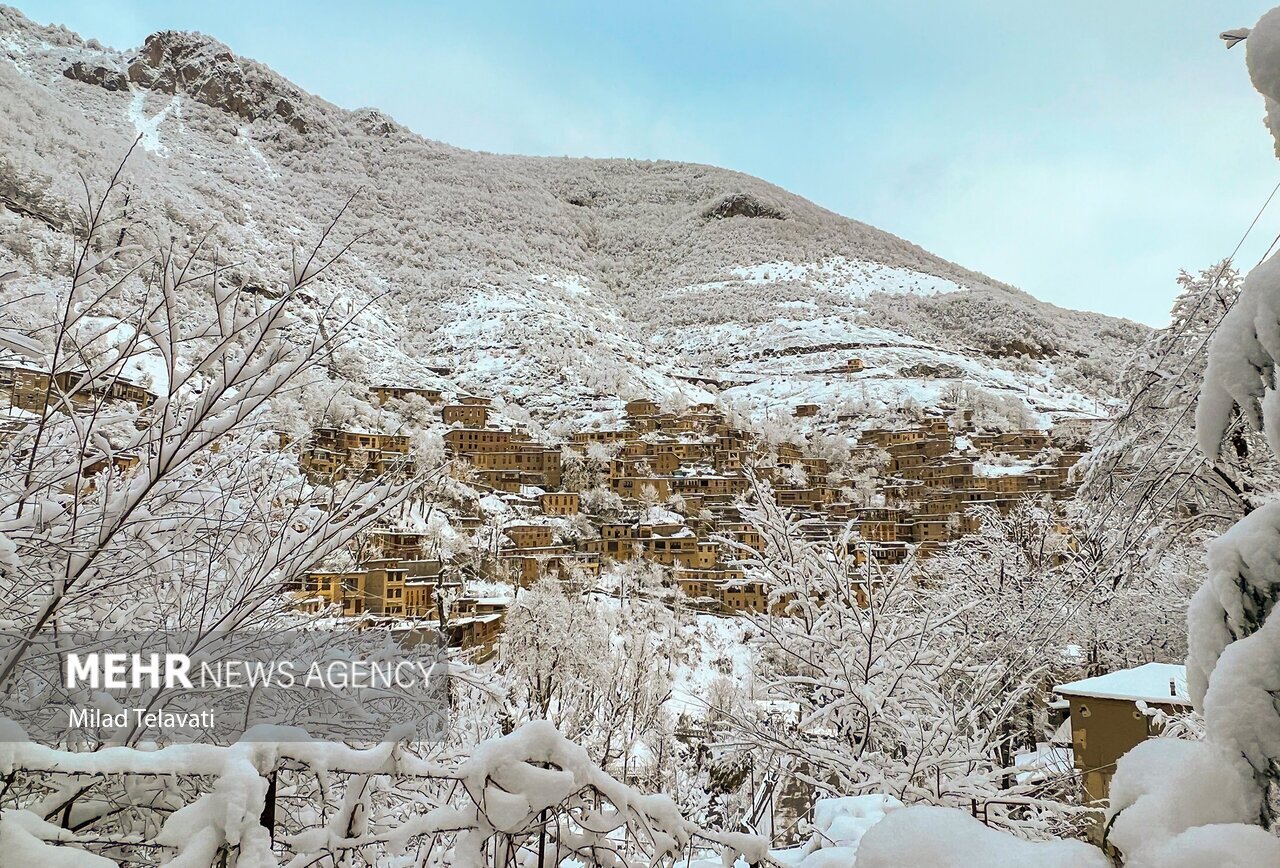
<box><xmin>721</xmin><ymin>481</ymin><xmax>1083</xmax><ymax>842</ymax></box>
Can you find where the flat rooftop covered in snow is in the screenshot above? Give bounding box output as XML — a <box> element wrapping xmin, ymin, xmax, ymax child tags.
<box><xmin>1054</xmin><ymin>662</ymin><xmax>1190</xmax><ymax>706</ymax></box>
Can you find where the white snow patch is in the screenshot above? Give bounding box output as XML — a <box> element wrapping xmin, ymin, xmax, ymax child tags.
<box><xmin>128</xmin><ymin>92</ymin><xmax>179</xmax><ymax>154</ymax></box>
<box><xmin>857</xmin><ymin>805</ymin><xmax>1108</xmax><ymax>867</ymax></box>
<box><xmin>237</xmin><ymin>128</ymin><xmax>278</xmax><ymax>178</ymax></box>
<box><xmin>678</xmin><ymin>256</ymin><xmax>968</xmax><ymax>300</ymax></box>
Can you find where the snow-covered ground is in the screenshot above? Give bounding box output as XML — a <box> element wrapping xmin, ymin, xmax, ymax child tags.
<box><xmin>677</xmin><ymin>256</ymin><xmax>968</xmax><ymax>300</ymax></box>
<box><xmin>655</xmin><ymin>314</ymin><xmax>1107</xmax><ymax>428</ymax></box>
<box><xmin>668</xmin><ymin>613</ymin><xmax>756</xmax><ymax>716</ymax></box>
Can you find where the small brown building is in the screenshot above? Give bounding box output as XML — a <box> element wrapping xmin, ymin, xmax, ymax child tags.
<box><xmin>1054</xmin><ymin>663</ymin><xmax>1191</xmax><ymax>807</ymax></box>
<box><xmin>370</xmin><ymin>385</ymin><xmax>443</xmax><ymax>405</ymax></box>
<box><xmin>540</xmin><ymin>491</ymin><xmax>580</xmax><ymax>516</ymax></box>
<box><xmin>442</xmin><ymin>403</ymin><xmax>489</xmax><ymax>427</ymax></box>
<box><xmin>625</xmin><ymin>398</ymin><xmax>660</xmax><ymax>418</ymax></box>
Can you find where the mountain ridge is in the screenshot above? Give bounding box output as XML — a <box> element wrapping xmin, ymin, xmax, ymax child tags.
<box><xmin>0</xmin><ymin>5</ymin><xmax>1146</xmax><ymax>436</ymax></box>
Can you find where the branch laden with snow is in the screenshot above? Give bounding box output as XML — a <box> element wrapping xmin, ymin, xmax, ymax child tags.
<box><xmin>1</xmin><ymin>718</ymin><xmax>768</xmax><ymax>867</ymax></box>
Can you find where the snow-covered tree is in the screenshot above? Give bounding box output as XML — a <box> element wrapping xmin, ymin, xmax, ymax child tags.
<box><xmin>1101</xmin><ymin>19</ymin><xmax>1280</xmax><ymax>863</ymax></box>
<box><xmin>497</xmin><ymin>576</ymin><xmax>675</xmax><ymax>785</ymax></box>
<box><xmin>722</xmin><ymin>483</ymin><xmax>1078</xmax><ymax>840</ymax></box>
<box><xmin>0</xmin><ymin>160</ymin><xmax>424</xmax><ymax>702</ymax></box>
<box><xmin>917</xmin><ymin>501</ymin><xmax>1091</xmax><ymax>787</ymax></box>
<box><xmin>1075</xmin><ymin>261</ymin><xmax>1275</xmax><ymax>571</ymax></box>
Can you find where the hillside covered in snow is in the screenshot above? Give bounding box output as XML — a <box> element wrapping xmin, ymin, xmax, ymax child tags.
<box><xmin>0</xmin><ymin>6</ymin><xmax>1146</xmax><ymax>432</ymax></box>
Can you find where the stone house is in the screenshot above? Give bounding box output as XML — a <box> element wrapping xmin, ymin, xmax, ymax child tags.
<box><xmin>11</xmin><ymin>367</ymin><xmax>155</xmax><ymax>413</ymax></box>
<box><xmin>447</xmin><ymin>609</ymin><xmax>505</xmax><ymax>661</ymax></box>
<box><xmin>470</xmin><ymin>446</ymin><xmax>562</xmax><ymax>487</ymax></box>
<box><xmin>497</xmin><ymin>548</ymin><xmax>572</xmax><ymax>586</ymax></box>
<box><xmin>675</xmin><ymin>569</ymin><xmax>718</xmax><ymax>603</ymax></box>
<box><xmin>572</xmin><ymin>428</ymin><xmax>633</xmax><ymax>447</ymax></box>
<box><xmin>776</xmin><ymin>443</ymin><xmax>806</xmax><ymax>462</ymax></box>
<box><xmin>625</xmin><ymin>398</ymin><xmax>659</xmax><ymax>418</ymax></box>
<box><xmin>503</xmin><ymin>523</ymin><xmax>555</xmax><ymax>549</ymax></box>
<box><xmin>540</xmin><ymin>491</ymin><xmax>580</xmax><ymax>516</ymax></box>
<box><xmin>609</xmin><ymin>476</ymin><xmax>672</xmax><ymax>501</ymax></box>
<box><xmin>863</xmin><ymin>428</ymin><xmax>925</xmax><ymax>448</ymax></box>
<box><xmin>369</xmin><ymin>529</ymin><xmax>430</xmax><ymax>560</ymax></box>
<box><xmin>442</xmin><ymin>403</ymin><xmax>489</xmax><ymax>427</ymax></box>
<box><xmin>292</xmin><ymin>570</ymin><xmax>367</xmax><ymax>617</ymax></box>
<box><xmin>583</xmin><ymin>523</ymin><xmax>639</xmax><ymax>560</ymax></box>
<box><xmin>712</xmin><ymin>449</ymin><xmax>743</xmax><ymax>473</ymax></box>
<box><xmin>671</xmin><ymin>473</ymin><xmax>748</xmax><ymax>499</ymax></box>
<box><xmin>641</xmin><ymin>535</ymin><xmax>717</xmax><ymax>569</ymax></box>
<box><xmin>1054</xmin><ymin>663</ymin><xmax>1191</xmax><ymax>807</ymax></box>
<box><xmin>402</xmin><ymin>579</ymin><xmax>440</xmax><ymax>620</ymax></box>
<box><xmin>720</xmin><ymin>522</ymin><xmax>765</xmax><ymax>553</ymax></box>
<box><xmin>473</xmin><ymin>469</ymin><xmax>524</xmax><ymax>493</ymax></box>
<box><xmin>851</xmin><ymin>541</ymin><xmax>910</xmax><ymax>566</ymax></box>
<box><xmin>77</xmin><ymin>452</ymin><xmax>142</xmax><ymax>493</ymax></box>
<box><xmin>718</xmin><ymin>576</ymin><xmax>773</xmax><ymax>613</ymax></box>
<box><xmin>444</xmin><ymin>428</ymin><xmax>531</xmax><ymax>455</ymax></box>
<box><xmin>303</xmin><ymin>428</ymin><xmax>412</xmax><ymax>481</ymax></box>
<box><xmin>363</xmin><ymin>558</ymin><xmax>409</xmax><ymax>617</ymax></box>
<box><xmin>908</xmin><ymin>518</ymin><xmax>952</xmax><ymax>544</ymax></box>
<box><xmin>370</xmin><ymin>384</ymin><xmax>443</xmax><ymax>405</ymax></box>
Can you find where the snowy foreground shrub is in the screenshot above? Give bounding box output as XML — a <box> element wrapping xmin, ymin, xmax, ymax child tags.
<box><xmin>785</xmin><ymin>795</ymin><xmax>903</xmax><ymax>865</ymax></box>
<box><xmin>0</xmin><ymin>718</ymin><xmax>770</xmax><ymax>867</ymax></box>
<box><xmin>856</xmin><ymin>806</ymin><xmax>1107</xmax><ymax>868</ymax></box>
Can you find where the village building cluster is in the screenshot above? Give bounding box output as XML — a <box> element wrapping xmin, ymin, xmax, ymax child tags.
<box><xmin>0</xmin><ymin>362</ymin><xmax>156</xmax><ymax>414</ymax></box>
<box><xmin>293</xmin><ymin>384</ymin><xmax>1090</xmax><ymax>660</ymax></box>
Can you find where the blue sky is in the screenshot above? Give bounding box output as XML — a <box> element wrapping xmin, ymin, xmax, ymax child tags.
<box><xmin>16</xmin><ymin>1</ymin><xmax>1280</xmax><ymax>325</ymax></box>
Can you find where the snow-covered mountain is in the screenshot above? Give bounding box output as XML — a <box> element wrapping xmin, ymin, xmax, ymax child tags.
<box><xmin>0</xmin><ymin>7</ymin><xmax>1146</xmax><ymax>432</ymax></box>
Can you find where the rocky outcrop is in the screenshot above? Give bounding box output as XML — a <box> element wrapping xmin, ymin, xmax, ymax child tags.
<box><xmin>899</xmin><ymin>361</ymin><xmax>966</xmax><ymax>379</ymax></box>
<box><xmin>985</xmin><ymin>338</ymin><xmax>1057</xmax><ymax>359</ymax></box>
<box><xmin>702</xmin><ymin>192</ymin><xmax>787</xmax><ymax>221</ymax></box>
<box><xmin>353</xmin><ymin>108</ymin><xmax>400</xmax><ymax>137</ymax></box>
<box><xmin>124</xmin><ymin>31</ymin><xmax>314</xmax><ymax>133</ymax></box>
<box><xmin>62</xmin><ymin>60</ymin><xmax>130</xmax><ymax>92</ymax></box>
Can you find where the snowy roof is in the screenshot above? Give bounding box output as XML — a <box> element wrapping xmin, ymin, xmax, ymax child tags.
<box><xmin>975</xmin><ymin>462</ymin><xmax>1035</xmax><ymax>477</ymax></box>
<box><xmin>1054</xmin><ymin>663</ymin><xmax>1190</xmax><ymax>705</ymax></box>
<box><xmin>465</xmin><ymin>613</ymin><xmax>503</xmax><ymax>624</ymax></box>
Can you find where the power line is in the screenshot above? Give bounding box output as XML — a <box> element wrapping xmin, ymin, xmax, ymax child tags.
<box><xmin>963</xmin><ymin>185</ymin><xmax>1280</xmax><ymax>693</ymax></box>
<box><xmin>1106</xmin><ymin>178</ymin><xmax>1280</xmax><ymax>435</ymax></box>
<box><xmin>1080</xmin><ymin>178</ymin><xmax>1280</xmax><ymax>540</ymax></box>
